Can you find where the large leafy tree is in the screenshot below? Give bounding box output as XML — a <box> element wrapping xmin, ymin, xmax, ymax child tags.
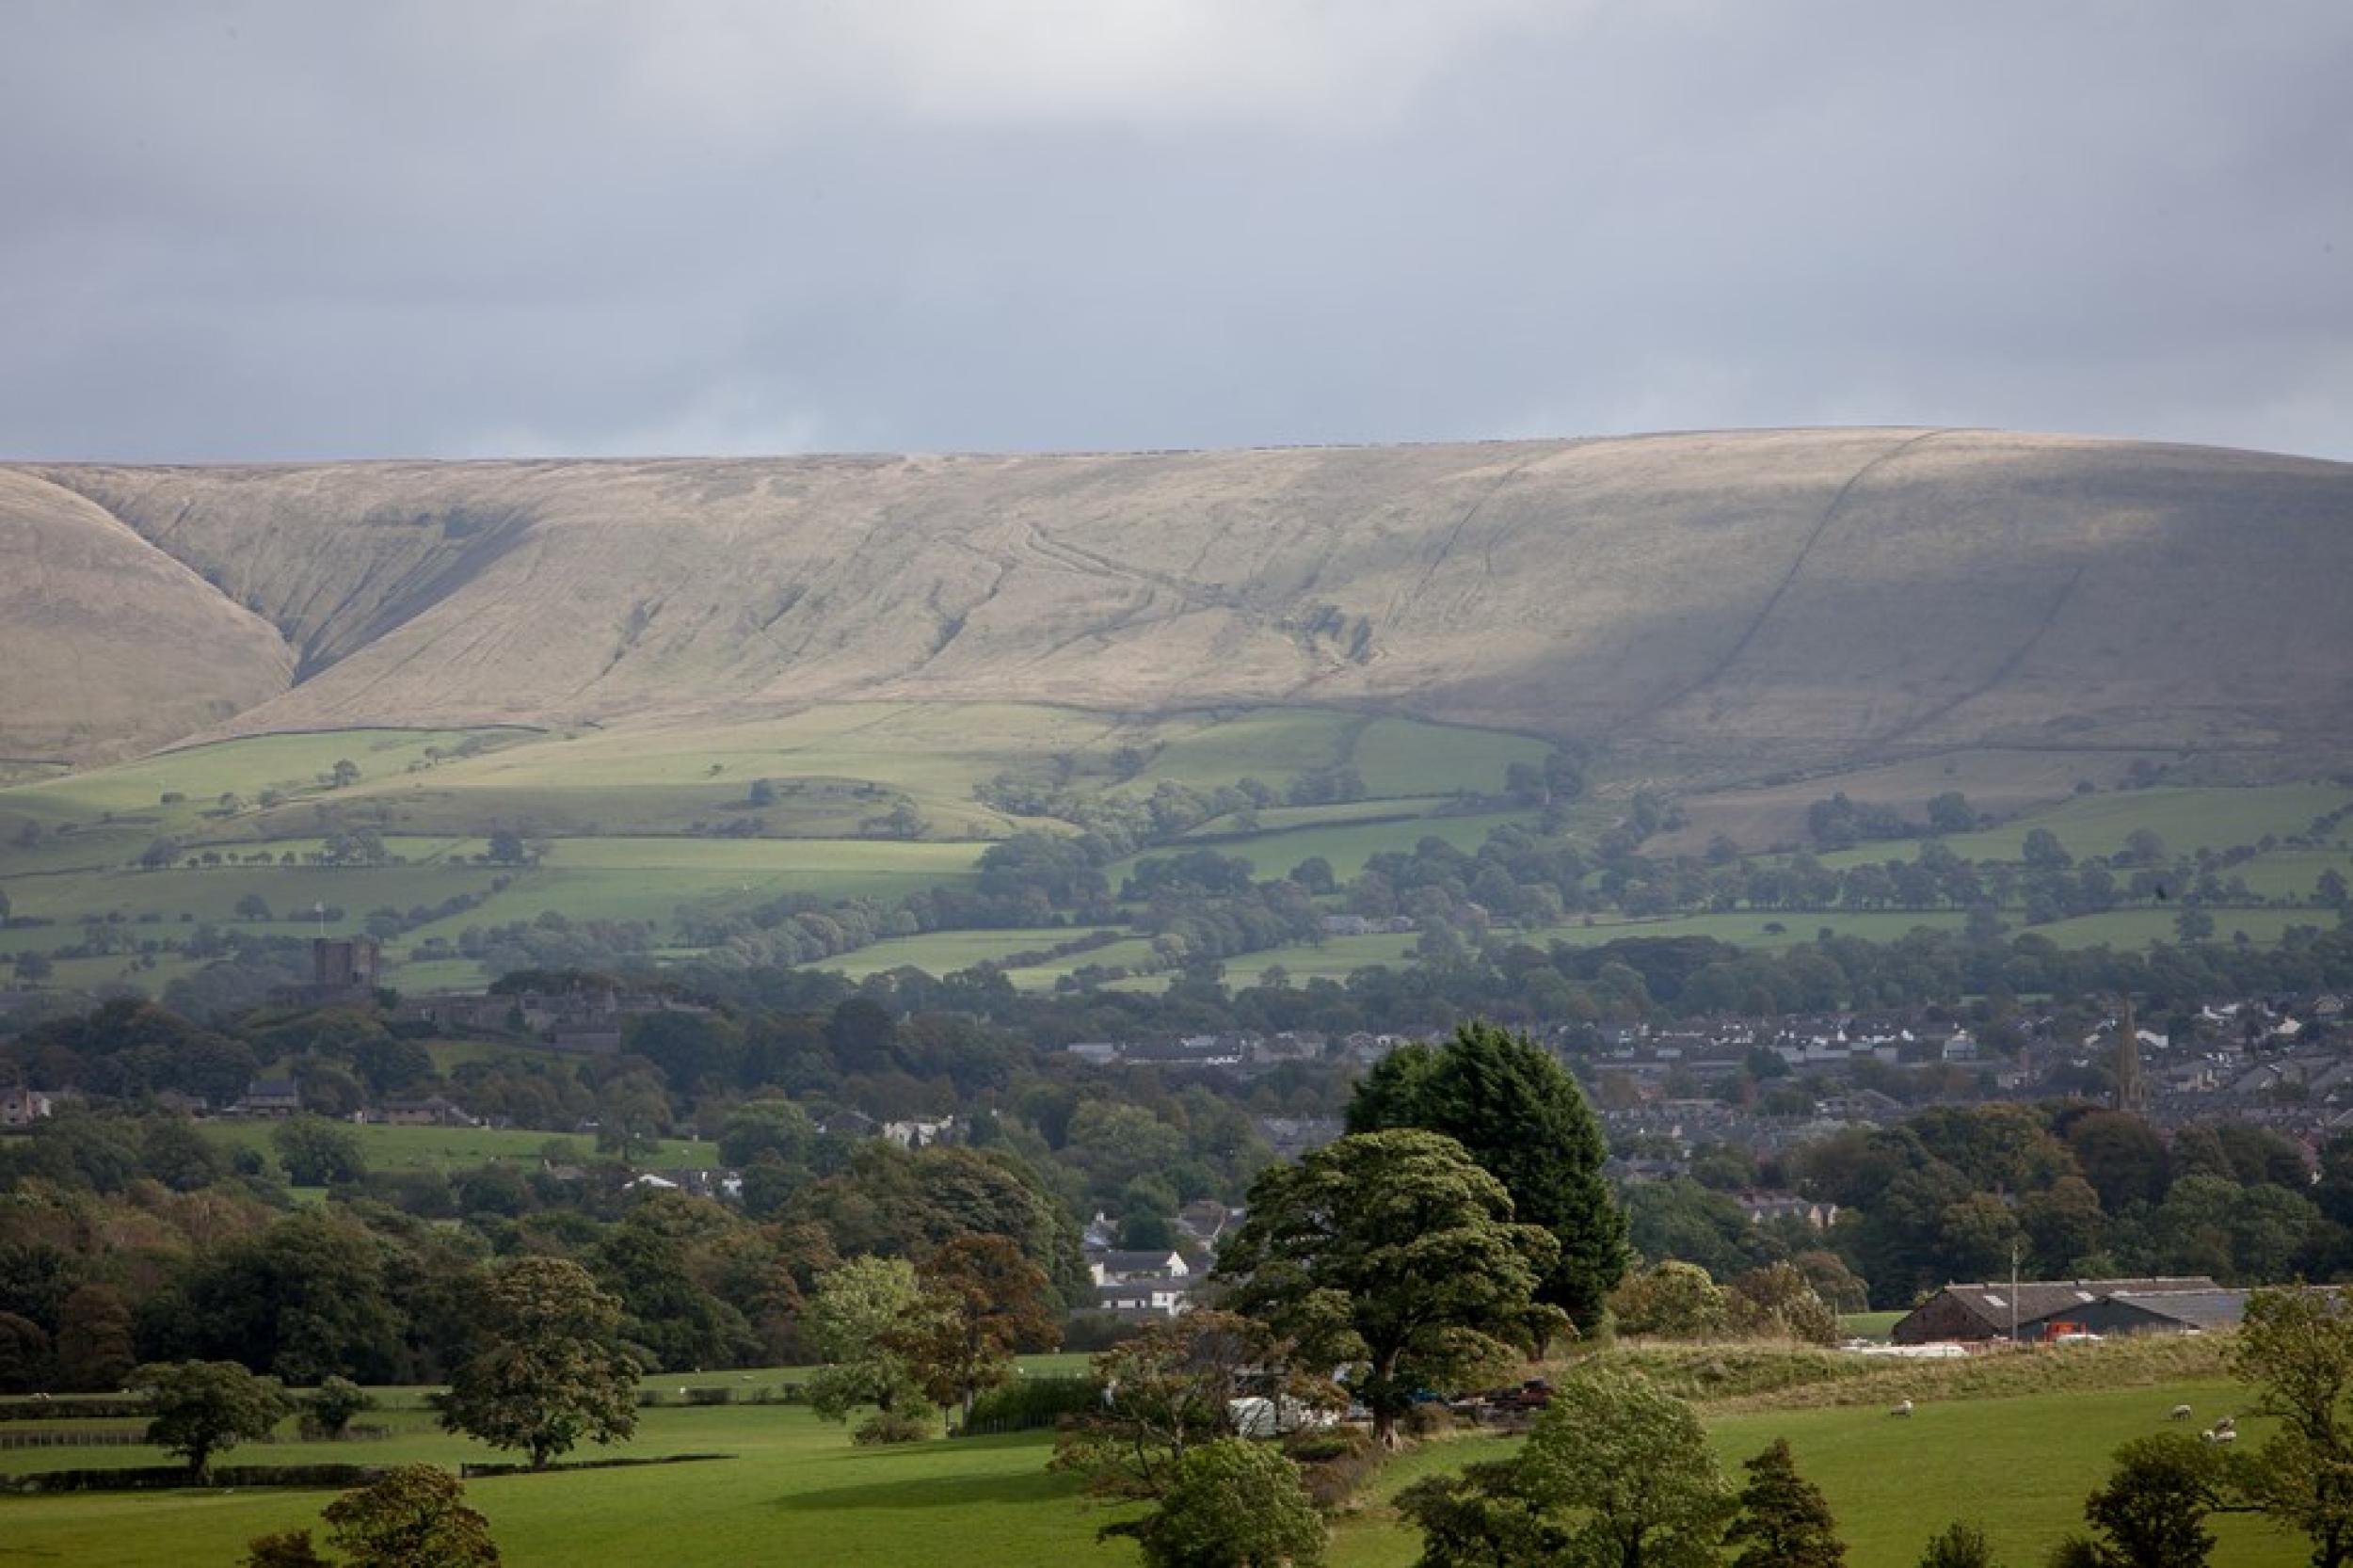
<box><xmin>160</xmin><ymin>1209</ymin><xmax>410</xmax><ymax>1385</ymax></box>
<box><xmin>303</xmin><ymin>1375</ymin><xmax>376</xmax><ymax>1440</ymax></box>
<box><xmin>1118</xmin><ymin>1438</ymin><xmax>1326</xmax><ymax>1568</ymax></box>
<box><xmin>885</xmin><ymin>1234</ymin><xmax>1061</xmax><ymax>1426</ymax></box>
<box><xmin>1727</xmin><ymin>1438</ymin><xmax>1844</xmax><ymax>1568</ymax></box>
<box><xmin>1346</xmin><ymin>1020</ymin><xmax>1625</xmax><ymax>1330</ymax></box>
<box><xmin>1212</xmin><ymin>1128</ymin><xmax>1561</xmax><ymax>1447</ymax></box>
<box><xmin>792</xmin><ymin>1143</ymin><xmax>1093</xmax><ymax>1310</ymax></box>
<box><xmin>272</xmin><ymin>1115</ymin><xmax>367</xmax><ymax>1186</ymax></box>
<box><xmin>594</xmin><ymin>1192</ymin><xmax>760</xmax><ymax>1371</ymax></box>
<box><xmin>2049</xmin><ymin>1433</ymin><xmax>2233</xmax><ymax>1568</ymax></box>
<box><xmin>1516</xmin><ymin>1368</ymin><xmax>1735</xmax><ymax>1568</ymax></box>
<box><xmin>805</xmin><ymin>1256</ymin><xmax>931</xmax><ymax>1432</ymax></box>
<box><xmin>322</xmin><ymin>1464</ymin><xmax>502</xmax><ymax>1567</ymax></box>
<box><xmin>135</xmin><ymin>1359</ymin><xmax>293</xmax><ymax>1477</ymax></box>
<box><xmin>440</xmin><ymin>1256</ymin><xmax>640</xmax><ymax>1470</ymax></box>
<box><xmin>2229</xmin><ymin>1286</ymin><xmax>2353</xmax><ymax>1568</ymax></box>
<box><xmin>1399</xmin><ymin>1367</ymin><xmax>1732</xmax><ymax>1568</ymax></box>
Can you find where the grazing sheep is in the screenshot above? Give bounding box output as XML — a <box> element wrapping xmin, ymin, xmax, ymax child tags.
<box><xmin>2170</xmin><ymin>1403</ymin><xmax>2194</xmax><ymax>1421</ymax></box>
<box><xmin>2214</xmin><ymin>1416</ymin><xmax>2236</xmax><ymax>1433</ymax></box>
<box><xmin>2216</xmin><ymin>1429</ymin><xmax>2238</xmax><ymax>1445</ymax></box>
<box><xmin>1890</xmin><ymin>1399</ymin><xmax>1914</xmax><ymax>1417</ymax></box>
<box><xmin>2200</xmin><ymin>1429</ymin><xmax>2219</xmax><ymax>1444</ymax></box>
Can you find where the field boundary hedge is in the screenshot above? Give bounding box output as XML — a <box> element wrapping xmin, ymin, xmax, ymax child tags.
<box><xmin>0</xmin><ymin>1463</ymin><xmax>391</xmax><ymax>1495</ymax></box>
<box><xmin>1</xmin><ymin>1451</ymin><xmax>737</xmax><ymax>1495</ymax></box>
<box><xmin>0</xmin><ymin>1399</ymin><xmax>149</xmax><ymax>1422</ymax></box>
<box><xmin>458</xmin><ymin>1452</ymin><xmax>735</xmax><ymax>1479</ymax></box>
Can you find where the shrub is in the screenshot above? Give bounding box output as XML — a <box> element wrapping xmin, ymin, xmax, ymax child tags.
<box><xmin>1063</xmin><ymin>1313</ymin><xmax>1150</xmax><ymax>1353</ymax></box>
<box><xmin>243</xmin><ymin>1531</ymin><xmax>329</xmax><ymax>1568</ymax></box>
<box><xmin>1401</xmin><ymin>1401</ymin><xmax>1457</xmax><ymax>1438</ymax></box>
<box><xmin>1609</xmin><ymin>1262</ymin><xmax>1730</xmax><ymax>1339</ymax></box>
<box><xmin>853</xmin><ymin>1408</ymin><xmax>936</xmax><ymax>1445</ymax></box>
<box><xmin>1123</xmin><ymin>1438</ymin><xmax>1326</xmax><ymax>1568</ymax></box>
<box><xmin>301</xmin><ymin>1377</ymin><xmax>376</xmax><ymax>1441</ymax></box>
<box><xmin>323</xmin><ymin>1464</ymin><xmax>500</xmax><ymax>1567</ymax></box>
<box><xmin>1288</xmin><ymin>1427</ymin><xmax>1384</xmax><ymax>1510</ymax></box>
<box><xmin>961</xmin><ymin>1375</ymin><xmax>1100</xmax><ymax>1434</ymax></box>
<box><xmin>1280</xmin><ymin>1429</ymin><xmax>1370</xmax><ymax>1464</ymax></box>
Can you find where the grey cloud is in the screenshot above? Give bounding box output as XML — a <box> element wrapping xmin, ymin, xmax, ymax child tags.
<box><xmin>2</xmin><ymin>0</ymin><xmax>2347</xmax><ymax>461</ymax></box>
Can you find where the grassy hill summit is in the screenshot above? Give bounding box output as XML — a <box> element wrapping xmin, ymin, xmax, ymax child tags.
<box><xmin>7</xmin><ymin>427</ymin><xmax>2350</xmax><ymax>774</ymax></box>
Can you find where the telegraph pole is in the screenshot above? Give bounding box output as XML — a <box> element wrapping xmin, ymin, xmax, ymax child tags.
<box><xmin>2009</xmin><ymin>1239</ymin><xmax>2021</xmax><ymax>1345</ymax></box>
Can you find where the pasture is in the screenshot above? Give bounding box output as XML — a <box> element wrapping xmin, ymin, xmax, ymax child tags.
<box><xmin>0</xmin><ymin>1355</ymin><xmax>2310</xmax><ymax>1568</ymax></box>
<box><xmin>5</xmin><ymin>711</ymin><xmax>2348</xmax><ymax>1006</ymax></box>
<box><xmin>194</xmin><ymin>1120</ymin><xmax>720</xmax><ymax>1175</ymax></box>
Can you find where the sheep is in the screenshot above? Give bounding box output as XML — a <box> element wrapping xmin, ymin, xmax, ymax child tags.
<box><xmin>1890</xmin><ymin>1399</ymin><xmax>1914</xmax><ymax>1418</ymax></box>
<box><xmin>2169</xmin><ymin>1403</ymin><xmax>2194</xmax><ymax>1421</ymax></box>
<box><xmin>2216</xmin><ymin>1429</ymin><xmax>2239</xmax><ymax>1445</ymax></box>
<box><xmin>2200</xmin><ymin>1429</ymin><xmax>2220</xmax><ymax>1444</ymax></box>
<box><xmin>2214</xmin><ymin>1415</ymin><xmax>2236</xmax><ymax>1433</ymax></box>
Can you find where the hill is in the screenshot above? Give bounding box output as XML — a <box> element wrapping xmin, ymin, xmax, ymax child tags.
<box><xmin>7</xmin><ymin>428</ymin><xmax>2350</xmax><ymax>775</ymax></box>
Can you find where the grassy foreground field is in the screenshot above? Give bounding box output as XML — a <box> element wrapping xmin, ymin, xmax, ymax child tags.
<box><xmin>0</xmin><ymin>1345</ymin><xmax>2312</xmax><ymax>1568</ymax></box>
<box><xmin>0</xmin><ymin>1405</ymin><xmax>1138</xmax><ymax>1568</ymax></box>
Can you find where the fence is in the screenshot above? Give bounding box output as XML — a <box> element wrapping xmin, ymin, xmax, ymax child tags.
<box><xmin>0</xmin><ymin>1430</ymin><xmax>152</xmax><ymax>1451</ymax></box>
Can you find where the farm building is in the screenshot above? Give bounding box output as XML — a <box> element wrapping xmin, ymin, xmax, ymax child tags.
<box><xmin>2063</xmin><ymin>1288</ymin><xmax>2249</xmax><ymax>1337</ymax></box>
<box><xmin>1891</xmin><ymin>1276</ymin><xmax>2227</xmax><ymax>1344</ymax></box>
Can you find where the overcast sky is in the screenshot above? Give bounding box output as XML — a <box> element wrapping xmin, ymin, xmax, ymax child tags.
<box><xmin>4</xmin><ymin>1</ymin><xmax>2349</xmax><ymax>462</ymax></box>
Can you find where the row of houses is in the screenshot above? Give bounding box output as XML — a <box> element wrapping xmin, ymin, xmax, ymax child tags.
<box><xmin>1064</xmin><ymin>1031</ymin><xmax>1413</xmax><ymax>1072</ymax></box>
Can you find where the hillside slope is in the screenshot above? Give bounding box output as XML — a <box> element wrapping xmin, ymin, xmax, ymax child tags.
<box><xmin>7</xmin><ymin>428</ymin><xmax>2350</xmax><ymax>774</ymax></box>
<box><xmin>0</xmin><ymin>469</ymin><xmax>293</xmax><ymax>763</ymax></box>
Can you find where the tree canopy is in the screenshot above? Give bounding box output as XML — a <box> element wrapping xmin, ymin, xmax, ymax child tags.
<box><xmin>1727</xmin><ymin>1437</ymin><xmax>1845</xmax><ymax>1568</ymax></box>
<box><xmin>1400</xmin><ymin>1366</ymin><xmax>1732</xmax><ymax>1568</ymax></box>
<box><xmin>1214</xmin><ymin>1128</ymin><xmax>1562</xmax><ymax>1446</ymax></box>
<box><xmin>1121</xmin><ymin>1438</ymin><xmax>1325</xmax><ymax>1568</ymax></box>
<box><xmin>439</xmin><ymin>1256</ymin><xmax>640</xmax><ymax>1470</ymax></box>
<box><xmin>321</xmin><ymin>1464</ymin><xmax>502</xmax><ymax>1567</ymax></box>
<box><xmin>2229</xmin><ymin>1286</ymin><xmax>2353</xmax><ymax>1568</ymax></box>
<box><xmin>885</xmin><ymin>1234</ymin><xmax>1061</xmax><ymax>1424</ymax></box>
<box><xmin>1346</xmin><ymin>1019</ymin><xmax>1626</xmax><ymax>1331</ymax></box>
<box><xmin>806</xmin><ymin>1255</ymin><xmax>931</xmax><ymax>1435</ymax></box>
<box><xmin>135</xmin><ymin>1358</ymin><xmax>292</xmax><ymax>1476</ymax></box>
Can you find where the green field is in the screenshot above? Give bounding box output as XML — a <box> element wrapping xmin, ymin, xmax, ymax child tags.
<box><xmin>6</xmin><ymin>716</ymin><xmax>2348</xmax><ymax>1004</ymax></box>
<box><xmin>798</xmin><ymin>927</ymin><xmax>1103</xmax><ymax>980</ymax></box>
<box><xmin>1836</xmin><ymin>1311</ymin><xmax>1905</xmax><ymax>1340</ymax></box>
<box><xmin>0</xmin><ymin>1368</ymin><xmax>2310</xmax><ymax>1568</ymax></box>
<box><xmin>1113</xmin><ymin>808</ymin><xmax>1540</xmax><ymax>888</ymax></box>
<box><xmin>1815</xmin><ymin>782</ymin><xmax>2353</xmax><ymax>880</ymax></box>
<box><xmin>195</xmin><ymin>1121</ymin><xmax>720</xmax><ymax>1174</ymax></box>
